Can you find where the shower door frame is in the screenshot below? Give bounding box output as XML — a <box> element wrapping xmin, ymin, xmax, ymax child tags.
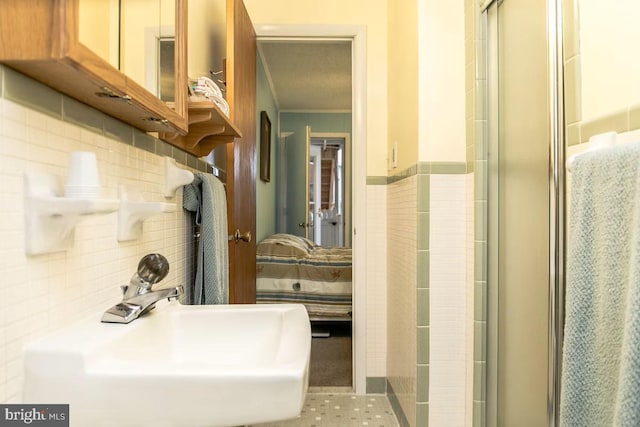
<box><xmin>547</xmin><ymin>0</ymin><xmax>566</xmax><ymax>425</ymax></box>
<box><xmin>483</xmin><ymin>3</ymin><xmax>499</xmax><ymax>426</ymax></box>
<box><xmin>478</xmin><ymin>0</ymin><xmax>566</xmax><ymax>425</ymax></box>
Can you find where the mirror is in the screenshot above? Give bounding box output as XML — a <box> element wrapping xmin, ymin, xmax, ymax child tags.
<box><xmin>120</xmin><ymin>0</ymin><xmax>175</xmax><ymax>100</ymax></box>
<box><xmin>307</xmin><ymin>136</ymin><xmax>347</xmax><ymax>246</ymax></box>
<box><xmin>78</xmin><ymin>0</ymin><xmax>120</xmax><ymax>68</ymax></box>
<box><xmin>187</xmin><ymin>0</ymin><xmax>227</xmax><ymax>83</ymax></box>
<box><xmin>78</xmin><ymin>0</ymin><xmax>177</xmax><ymax>101</ymax></box>
<box><xmin>565</xmin><ymin>0</ymin><xmax>640</xmax><ymax>142</ymax></box>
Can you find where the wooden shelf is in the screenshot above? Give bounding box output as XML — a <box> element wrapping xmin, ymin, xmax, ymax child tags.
<box><xmin>159</xmin><ymin>98</ymin><xmax>242</xmax><ymax>157</ymax></box>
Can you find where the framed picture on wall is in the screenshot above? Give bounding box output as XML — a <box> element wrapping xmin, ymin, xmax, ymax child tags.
<box><xmin>260</xmin><ymin>111</ymin><xmax>271</xmax><ymax>182</ymax></box>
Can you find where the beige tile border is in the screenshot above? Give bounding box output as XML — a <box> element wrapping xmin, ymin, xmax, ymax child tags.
<box><xmin>571</xmin><ymin>106</ymin><xmax>640</xmax><ymax>146</ymax></box>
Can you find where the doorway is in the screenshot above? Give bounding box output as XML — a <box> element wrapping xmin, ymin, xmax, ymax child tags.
<box><xmin>254</xmin><ymin>24</ymin><xmax>367</xmax><ymax>393</ymax></box>
<box><xmin>307</xmin><ymin>135</ymin><xmax>350</xmax><ymax>247</ymax></box>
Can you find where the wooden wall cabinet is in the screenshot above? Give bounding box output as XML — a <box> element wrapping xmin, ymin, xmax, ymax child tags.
<box><xmin>0</xmin><ymin>0</ymin><xmax>188</xmax><ymax>135</ymax></box>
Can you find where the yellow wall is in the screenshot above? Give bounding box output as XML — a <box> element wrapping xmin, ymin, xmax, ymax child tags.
<box><xmin>120</xmin><ymin>0</ymin><xmax>175</xmax><ymax>92</ymax></box>
<box><xmin>579</xmin><ymin>0</ymin><xmax>640</xmax><ymax>122</ymax></box>
<box><xmin>418</xmin><ymin>0</ymin><xmax>466</xmax><ymax>163</ymax></box>
<box><xmin>244</xmin><ymin>0</ymin><xmax>389</xmax><ymax>177</ymax></box>
<box><xmin>387</xmin><ymin>0</ymin><xmax>467</xmax><ymax>171</ymax></box>
<box><xmin>387</xmin><ymin>0</ymin><xmax>419</xmax><ymax>172</ymax></box>
<box><xmin>244</xmin><ymin>0</ymin><xmax>465</xmax><ymax>174</ymax></box>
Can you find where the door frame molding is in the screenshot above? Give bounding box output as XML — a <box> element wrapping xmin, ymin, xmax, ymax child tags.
<box><xmin>254</xmin><ymin>23</ymin><xmax>368</xmax><ymax>394</ymax></box>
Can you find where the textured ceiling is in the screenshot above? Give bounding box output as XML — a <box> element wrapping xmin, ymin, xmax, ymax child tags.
<box><xmin>257</xmin><ymin>40</ymin><xmax>352</xmax><ymax>112</ymax></box>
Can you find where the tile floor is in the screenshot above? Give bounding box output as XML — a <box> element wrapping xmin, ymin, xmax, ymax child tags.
<box><xmin>253</xmin><ymin>388</ymin><xmax>400</xmax><ymax>427</ymax></box>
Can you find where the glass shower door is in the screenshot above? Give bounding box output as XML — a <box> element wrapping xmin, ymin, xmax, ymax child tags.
<box><xmin>483</xmin><ymin>0</ymin><xmax>551</xmax><ymax>425</ymax></box>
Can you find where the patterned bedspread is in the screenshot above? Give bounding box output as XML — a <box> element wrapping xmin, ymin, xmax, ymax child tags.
<box><xmin>256</xmin><ymin>234</ymin><xmax>352</xmax><ymax>319</ymax></box>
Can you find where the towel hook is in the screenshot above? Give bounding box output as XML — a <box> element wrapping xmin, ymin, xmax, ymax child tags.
<box><xmin>163</xmin><ymin>157</ymin><xmax>195</xmax><ymax>198</ymax></box>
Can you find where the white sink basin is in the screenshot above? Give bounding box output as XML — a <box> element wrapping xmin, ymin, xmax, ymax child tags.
<box><xmin>23</xmin><ymin>302</ymin><xmax>311</xmax><ymax>427</ymax></box>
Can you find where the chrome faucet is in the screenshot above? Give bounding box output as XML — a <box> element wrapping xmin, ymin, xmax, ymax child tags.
<box><xmin>102</xmin><ymin>254</ymin><xmax>183</xmax><ymax>324</ymax></box>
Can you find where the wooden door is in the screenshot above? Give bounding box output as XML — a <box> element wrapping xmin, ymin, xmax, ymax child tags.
<box><xmin>225</xmin><ymin>0</ymin><xmax>256</xmax><ymax>303</ymax></box>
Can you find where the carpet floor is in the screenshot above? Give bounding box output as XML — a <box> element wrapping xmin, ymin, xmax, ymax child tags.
<box><xmin>309</xmin><ymin>322</ymin><xmax>352</xmax><ymax>387</ymax></box>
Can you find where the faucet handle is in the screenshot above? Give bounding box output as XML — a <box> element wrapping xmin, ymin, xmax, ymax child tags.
<box><xmin>168</xmin><ymin>285</ymin><xmax>184</xmax><ymax>301</ymax></box>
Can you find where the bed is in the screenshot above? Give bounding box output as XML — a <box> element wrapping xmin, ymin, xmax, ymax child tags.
<box><xmin>256</xmin><ymin>234</ymin><xmax>352</xmax><ymax>320</ymax></box>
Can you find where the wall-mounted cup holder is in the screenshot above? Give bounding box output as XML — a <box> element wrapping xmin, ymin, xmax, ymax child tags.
<box><xmin>24</xmin><ymin>171</ymin><xmax>119</xmax><ymax>255</ymax></box>
<box><xmin>118</xmin><ymin>185</ymin><xmax>176</xmax><ymax>241</ymax></box>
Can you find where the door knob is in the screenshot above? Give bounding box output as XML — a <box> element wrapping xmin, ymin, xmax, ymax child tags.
<box><xmin>298</xmin><ymin>222</ymin><xmax>308</xmax><ymax>228</ymax></box>
<box><xmin>233</xmin><ymin>229</ymin><xmax>252</xmax><ymax>243</ymax></box>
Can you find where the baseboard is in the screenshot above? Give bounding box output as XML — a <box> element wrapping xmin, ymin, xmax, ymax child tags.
<box><xmin>366</xmin><ymin>377</ymin><xmax>387</xmax><ymax>394</ymax></box>
<box><xmin>365</xmin><ymin>377</ymin><xmax>411</xmax><ymax>426</ymax></box>
<box><xmin>387</xmin><ymin>380</ymin><xmax>411</xmax><ymax>427</ymax></box>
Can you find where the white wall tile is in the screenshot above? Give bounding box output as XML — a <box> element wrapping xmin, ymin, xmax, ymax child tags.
<box><xmin>387</xmin><ymin>176</ymin><xmax>417</xmax><ymax>426</ymax></box>
<box><xmin>466</xmin><ymin>172</ymin><xmax>475</xmax><ymax>427</ymax></box>
<box><xmin>429</xmin><ymin>174</ymin><xmax>470</xmax><ymax>427</ymax></box>
<box><xmin>366</xmin><ymin>185</ymin><xmax>388</xmax><ymax>377</ymax></box>
<box><xmin>0</xmin><ymin>100</ymin><xmax>191</xmax><ymax>403</ymax></box>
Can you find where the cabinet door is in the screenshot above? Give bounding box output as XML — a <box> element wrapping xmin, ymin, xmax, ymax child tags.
<box><xmin>225</xmin><ymin>0</ymin><xmax>257</xmax><ymax>304</ymax></box>
<box><xmin>0</xmin><ymin>0</ymin><xmax>188</xmax><ymax>134</ymax></box>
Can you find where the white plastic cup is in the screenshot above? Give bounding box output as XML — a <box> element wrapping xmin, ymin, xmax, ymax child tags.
<box><xmin>65</xmin><ymin>151</ymin><xmax>101</xmax><ymax>199</ymax></box>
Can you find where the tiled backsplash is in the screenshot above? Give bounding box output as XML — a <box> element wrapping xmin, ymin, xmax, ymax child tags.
<box><xmin>471</xmin><ymin>2</ymin><xmax>488</xmax><ymax>424</ymax></box>
<box><xmin>366</xmin><ymin>184</ymin><xmax>388</xmax><ymax>378</ymax></box>
<box><xmin>0</xmin><ymin>66</ymin><xmax>200</xmax><ymax>403</ymax></box>
<box><xmin>0</xmin><ymin>66</ymin><xmax>210</xmax><ymax>172</ymax></box>
<box><xmin>386</xmin><ymin>174</ymin><xmax>418</xmax><ymax>426</ymax></box>
<box><xmin>429</xmin><ymin>174</ymin><xmax>470</xmax><ymax>426</ymax></box>
<box><xmin>384</xmin><ymin>163</ymin><xmax>472</xmax><ymax>427</ymax></box>
<box><xmin>566</xmin><ymin>106</ymin><xmax>640</xmax><ymax>147</ymax></box>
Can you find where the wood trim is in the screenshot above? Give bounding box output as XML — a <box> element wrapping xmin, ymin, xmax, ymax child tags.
<box><xmin>63</xmin><ymin>0</ymin><xmax>79</xmax><ymax>53</ymax></box>
<box><xmin>0</xmin><ymin>0</ymin><xmax>60</xmax><ymax>59</ymax></box>
<box><xmin>173</xmin><ymin>0</ymin><xmax>189</xmax><ymax>129</ymax></box>
<box><xmin>226</xmin><ymin>0</ymin><xmax>257</xmax><ymax>304</ymax></box>
<box><xmin>225</xmin><ymin>1</ymin><xmax>237</xmax><ymax>303</ymax></box>
<box><xmin>159</xmin><ymin>99</ymin><xmax>241</xmax><ymax>154</ymax></box>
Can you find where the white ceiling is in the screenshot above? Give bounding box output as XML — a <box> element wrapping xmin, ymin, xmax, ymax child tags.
<box><xmin>257</xmin><ymin>40</ymin><xmax>352</xmax><ymax>112</ymax></box>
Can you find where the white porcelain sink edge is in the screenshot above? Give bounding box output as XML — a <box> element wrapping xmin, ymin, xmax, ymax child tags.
<box><xmin>23</xmin><ymin>301</ymin><xmax>311</xmax><ymax>427</ymax></box>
